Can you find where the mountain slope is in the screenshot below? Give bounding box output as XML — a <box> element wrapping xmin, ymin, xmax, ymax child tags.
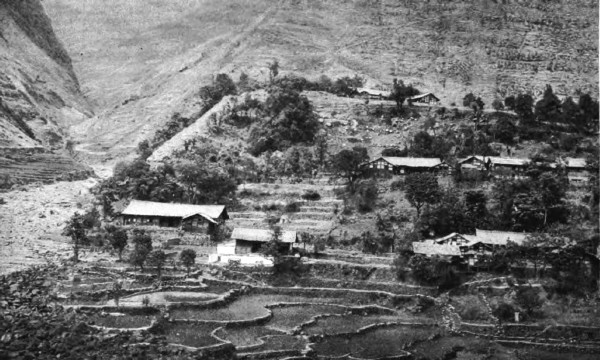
<box><xmin>0</xmin><ymin>0</ymin><xmax>92</xmax><ymax>149</ymax></box>
<box><xmin>44</xmin><ymin>0</ymin><xmax>598</xmax><ymax>156</ymax></box>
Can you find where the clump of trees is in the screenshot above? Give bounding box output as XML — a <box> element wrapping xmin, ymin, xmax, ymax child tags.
<box><xmin>248</xmin><ymin>87</ymin><xmax>320</xmax><ymax>156</ymax></box>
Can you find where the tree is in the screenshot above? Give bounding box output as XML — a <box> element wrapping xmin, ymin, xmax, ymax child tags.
<box><xmin>112</xmin><ymin>281</ymin><xmax>122</xmax><ymax>308</ymax></box>
<box><xmin>578</xmin><ymin>94</ymin><xmax>599</xmax><ymax>131</ymax></box>
<box><xmin>129</xmin><ymin>230</ymin><xmax>152</xmax><ymax>271</ymax></box>
<box><xmin>513</xmin><ymin>93</ymin><xmax>535</xmax><ymax>124</ymax></box>
<box><xmin>418</xmin><ymin>188</ymin><xmax>470</xmax><ymax>237</ymax></box>
<box><xmin>238</xmin><ymin>71</ymin><xmax>251</xmax><ymax>92</ymax></box>
<box><xmin>248</xmin><ymin>87</ymin><xmax>320</xmax><ymax>156</ymax></box>
<box><xmin>330</xmin><ymin>147</ymin><xmax>369</xmax><ymax>192</ymax></box>
<box><xmin>147</xmin><ymin>250</ymin><xmax>167</xmax><ymax>279</ymax></box>
<box><xmin>137</xmin><ymin>140</ymin><xmax>152</xmax><ymax>159</ymax></box>
<box><xmin>199</xmin><ymin>74</ymin><xmax>237</xmax><ymax>112</ymax></box>
<box><xmin>492</xmin><ymin>118</ymin><xmax>517</xmax><ymax>144</ymax></box>
<box><xmin>404</xmin><ymin>173</ymin><xmax>440</xmax><ymax>217</ymax></box>
<box><xmin>515</xmin><ymin>287</ymin><xmax>543</xmax><ymax>316</ymax></box>
<box><xmin>62</xmin><ymin>213</ymin><xmax>88</xmax><ymax>263</ymax></box>
<box><xmin>390</xmin><ymin>79</ymin><xmax>420</xmax><ymax>110</ymax></box>
<box><xmin>534</xmin><ymin>85</ymin><xmax>562</xmax><ymax>123</ymax></box>
<box><xmin>492</xmin><ymin>99</ymin><xmax>504</xmax><ymax>111</ymax></box>
<box><xmin>176</xmin><ymin>160</ymin><xmax>237</xmax><ymax>204</ymax></box>
<box><xmin>106</xmin><ymin>226</ymin><xmax>128</xmax><ymax>261</ymax></box>
<box><xmin>268</xmin><ymin>59</ymin><xmax>279</xmax><ymax>82</ymax></box>
<box><xmin>179</xmin><ymin>249</ymin><xmax>197</xmax><ymax>276</ymax></box>
<box><xmin>504</xmin><ymin>95</ymin><xmax>516</xmax><ymax>110</ymax></box>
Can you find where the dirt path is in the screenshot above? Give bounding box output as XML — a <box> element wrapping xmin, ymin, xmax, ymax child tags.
<box><xmin>0</xmin><ymin>178</ymin><xmax>98</xmax><ymax>275</ymax></box>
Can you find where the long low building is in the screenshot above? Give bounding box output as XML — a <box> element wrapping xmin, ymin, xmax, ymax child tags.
<box><xmin>366</xmin><ymin>156</ymin><xmax>447</xmax><ymax>175</ymax></box>
<box><xmin>120</xmin><ymin>200</ymin><xmax>229</xmax><ymax>233</ymax></box>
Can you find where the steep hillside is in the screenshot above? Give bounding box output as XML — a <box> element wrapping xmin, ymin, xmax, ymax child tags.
<box><xmin>0</xmin><ymin>0</ymin><xmax>92</xmax><ymax>149</ymax></box>
<box><xmin>44</xmin><ymin>0</ymin><xmax>598</xmax><ymax>157</ymax></box>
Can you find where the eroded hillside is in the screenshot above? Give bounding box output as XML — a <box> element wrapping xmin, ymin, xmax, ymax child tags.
<box><xmin>44</xmin><ymin>0</ymin><xmax>598</xmax><ymax>157</ymax></box>
<box><xmin>0</xmin><ymin>0</ymin><xmax>92</xmax><ymax>149</ymax></box>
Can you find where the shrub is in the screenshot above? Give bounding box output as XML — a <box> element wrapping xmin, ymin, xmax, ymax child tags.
<box><xmin>284</xmin><ymin>202</ymin><xmax>301</xmax><ymax>212</ymax></box>
<box><xmin>515</xmin><ymin>287</ymin><xmax>544</xmax><ymax>316</ymax></box>
<box><xmin>493</xmin><ymin>303</ymin><xmax>515</xmax><ymax>322</ymax></box>
<box><xmin>301</xmin><ymin>190</ymin><xmax>321</xmax><ymax>201</ymax></box>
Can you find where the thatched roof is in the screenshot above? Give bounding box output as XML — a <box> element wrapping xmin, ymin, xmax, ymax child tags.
<box><xmin>378</xmin><ymin>157</ymin><xmax>445</xmax><ymax>168</ymax></box>
<box><xmin>409</xmin><ymin>92</ymin><xmax>440</xmax><ymax>102</ymax></box>
<box><xmin>472</xmin><ymin>229</ymin><xmax>528</xmax><ymax>246</ymax></box>
<box><xmin>412</xmin><ymin>240</ymin><xmax>461</xmax><ymax>256</ymax></box>
<box><xmin>356</xmin><ymin>87</ymin><xmax>391</xmax><ymax>97</ymax></box>
<box><xmin>563</xmin><ymin>157</ymin><xmax>587</xmax><ymax>169</ymax></box>
<box><xmin>458</xmin><ymin>156</ymin><xmax>529</xmax><ymax>167</ymax></box>
<box><xmin>121</xmin><ymin>200</ymin><xmax>228</xmax><ymax>222</ymax></box>
<box><xmin>231</xmin><ymin>228</ymin><xmax>298</xmax><ymax>243</ymax></box>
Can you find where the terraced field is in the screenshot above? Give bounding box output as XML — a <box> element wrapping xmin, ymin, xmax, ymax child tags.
<box><xmin>0</xmin><ymin>152</ymin><xmax>93</xmax><ymax>185</ymax></box>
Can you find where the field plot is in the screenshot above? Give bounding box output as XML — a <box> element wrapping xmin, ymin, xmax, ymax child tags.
<box><xmin>214</xmin><ymin>325</ymin><xmax>284</xmax><ymax>347</ymax></box>
<box><xmin>162</xmin><ymin>323</ymin><xmax>222</xmax><ymax>348</ymax></box>
<box><xmin>171</xmin><ymin>293</ymin><xmax>358</xmax><ymax>321</ymax></box>
<box><xmin>303</xmin><ymin>313</ymin><xmax>401</xmax><ymax>336</ymax></box>
<box><xmin>88</xmin><ymin>313</ymin><xmax>154</xmax><ymax>329</ymax></box>
<box><xmin>311</xmin><ymin>325</ymin><xmax>439</xmax><ymax>359</ymax></box>
<box><xmin>268</xmin><ymin>304</ymin><xmax>348</xmax><ymax>332</ymax></box>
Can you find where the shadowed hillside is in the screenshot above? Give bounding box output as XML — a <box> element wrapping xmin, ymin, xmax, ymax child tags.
<box><xmin>44</xmin><ymin>0</ymin><xmax>598</xmax><ymax>156</ymax></box>
<box><xmin>0</xmin><ymin>0</ymin><xmax>92</xmax><ymax>148</ymax></box>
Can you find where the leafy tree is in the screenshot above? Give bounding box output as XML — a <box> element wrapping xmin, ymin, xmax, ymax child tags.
<box><xmin>176</xmin><ymin>160</ymin><xmax>237</xmax><ymax>204</ymax></box>
<box><xmin>354</xmin><ymin>180</ymin><xmax>378</xmax><ymax>212</ymax></box>
<box><xmin>199</xmin><ymin>73</ymin><xmax>237</xmax><ymax>112</ymax></box>
<box><xmin>82</xmin><ymin>207</ymin><xmax>101</xmax><ymax>230</ymax></box>
<box><xmin>330</xmin><ymin>147</ymin><xmax>369</xmax><ymax>192</ymax></box>
<box><xmin>248</xmin><ymin>87</ymin><xmax>320</xmax><ymax>155</ymax></box>
<box><xmin>137</xmin><ymin>140</ymin><xmax>152</xmax><ymax>159</ymax></box>
<box><xmin>62</xmin><ymin>212</ymin><xmax>88</xmax><ymax>263</ymax></box>
<box><xmin>112</xmin><ymin>281</ymin><xmax>122</xmax><ymax>308</ymax></box>
<box><xmin>513</xmin><ymin>93</ymin><xmax>535</xmax><ymax>123</ymax></box>
<box><xmin>534</xmin><ymin>85</ymin><xmax>562</xmax><ymax>123</ymax></box>
<box><xmin>515</xmin><ymin>287</ymin><xmax>543</xmax><ymax>316</ymax></box>
<box><xmin>268</xmin><ymin>59</ymin><xmax>279</xmax><ymax>82</ymax></box>
<box><xmin>179</xmin><ymin>249</ymin><xmax>197</xmax><ymax>276</ymax></box>
<box><xmin>578</xmin><ymin>93</ymin><xmax>599</xmax><ymax>131</ymax></box>
<box><xmin>106</xmin><ymin>226</ymin><xmax>128</xmax><ymax>261</ymax></box>
<box><xmin>464</xmin><ymin>190</ymin><xmax>489</xmax><ymax>229</ymax></box>
<box><xmin>238</xmin><ymin>71</ymin><xmax>251</xmax><ymax>92</ymax></box>
<box><xmin>147</xmin><ymin>250</ymin><xmax>167</xmax><ymax>279</ymax></box>
<box><xmin>492</xmin><ymin>118</ymin><xmax>517</xmax><ymax>144</ymax></box>
<box><xmin>418</xmin><ymin>188</ymin><xmax>470</xmax><ymax>237</ymax></box>
<box><xmin>492</xmin><ymin>99</ymin><xmax>504</xmax><ymax>111</ymax></box>
<box><xmin>405</xmin><ymin>172</ymin><xmax>440</xmax><ymax>217</ymax></box>
<box><xmin>463</xmin><ymin>93</ymin><xmax>485</xmax><ymax>115</ymax></box>
<box><xmin>409</xmin><ymin>131</ymin><xmax>452</xmax><ymax>159</ymax></box>
<box><xmin>390</xmin><ymin>79</ymin><xmax>419</xmax><ymax>110</ymax></box>
<box><xmin>504</xmin><ymin>95</ymin><xmax>516</xmax><ymax>110</ymax></box>
<box><xmin>129</xmin><ymin>230</ymin><xmax>152</xmax><ymax>271</ymax></box>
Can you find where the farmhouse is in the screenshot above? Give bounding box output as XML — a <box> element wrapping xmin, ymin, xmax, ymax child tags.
<box><xmin>356</xmin><ymin>87</ymin><xmax>391</xmax><ymax>100</ymax></box>
<box><xmin>230</xmin><ymin>227</ymin><xmax>299</xmax><ymax>254</ymax></box>
<box><xmin>413</xmin><ymin>229</ymin><xmax>530</xmax><ymax>265</ymax></box>
<box><xmin>210</xmin><ymin>228</ymin><xmax>299</xmax><ymax>266</ymax></box>
<box><xmin>412</xmin><ymin>240</ymin><xmax>461</xmax><ymax>258</ymax></box>
<box><xmin>408</xmin><ymin>92</ymin><xmax>440</xmax><ymax>104</ymax></box>
<box><xmin>559</xmin><ymin>157</ymin><xmax>590</xmax><ymax>184</ymax></box>
<box><xmin>120</xmin><ymin>200</ymin><xmax>229</xmax><ymax>233</ymax></box>
<box><xmin>458</xmin><ymin>156</ymin><xmax>530</xmax><ymax>178</ymax></box>
<box><xmin>366</xmin><ymin>156</ymin><xmax>446</xmax><ymax>175</ymax></box>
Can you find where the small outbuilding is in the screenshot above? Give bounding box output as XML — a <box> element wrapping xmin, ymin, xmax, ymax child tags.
<box><xmin>408</xmin><ymin>93</ymin><xmax>440</xmax><ymax>104</ymax></box>
<box><xmin>230</xmin><ymin>228</ymin><xmax>299</xmax><ymax>254</ymax></box>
